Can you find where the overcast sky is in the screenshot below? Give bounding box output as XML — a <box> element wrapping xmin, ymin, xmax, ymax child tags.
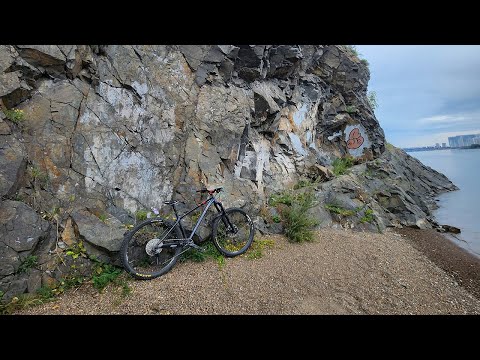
<box><xmin>356</xmin><ymin>45</ymin><xmax>480</xmax><ymax>148</ymax></box>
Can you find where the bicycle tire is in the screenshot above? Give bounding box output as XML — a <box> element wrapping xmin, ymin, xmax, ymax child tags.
<box><xmin>120</xmin><ymin>218</ymin><xmax>183</xmax><ymax>280</ymax></box>
<box><xmin>212</xmin><ymin>208</ymin><xmax>255</xmax><ymax>257</ymax></box>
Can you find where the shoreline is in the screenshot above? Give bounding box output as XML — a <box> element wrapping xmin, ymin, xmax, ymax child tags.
<box><xmin>443</xmin><ymin>232</ymin><xmax>480</xmax><ymax>259</ymax></box>
<box><xmin>396</xmin><ymin>227</ymin><xmax>480</xmax><ymax>300</ymax></box>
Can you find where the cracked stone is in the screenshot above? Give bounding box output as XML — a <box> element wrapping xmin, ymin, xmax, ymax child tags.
<box><xmin>71</xmin><ymin>208</ymin><xmax>126</xmax><ymax>252</ymax></box>
<box><xmin>0</xmin><ymin>200</ymin><xmax>51</xmax><ymax>252</ymax></box>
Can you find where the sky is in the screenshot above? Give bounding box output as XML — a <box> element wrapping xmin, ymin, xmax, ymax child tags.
<box><xmin>356</xmin><ymin>45</ymin><xmax>480</xmax><ymax>148</ymax></box>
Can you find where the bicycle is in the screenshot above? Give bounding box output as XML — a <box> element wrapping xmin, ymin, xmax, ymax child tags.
<box><xmin>120</xmin><ymin>187</ymin><xmax>255</xmax><ymax>279</ymax></box>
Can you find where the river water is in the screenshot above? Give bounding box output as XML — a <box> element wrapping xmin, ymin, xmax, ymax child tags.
<box><xmin>408</xmin><ymin>148</ymin><xmax>480</xmax><ymax>257</ymax></box>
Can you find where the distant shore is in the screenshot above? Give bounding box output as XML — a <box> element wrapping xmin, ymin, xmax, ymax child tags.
<box><xmin>404</xmin><ymin>144</ymin><xmax>480</xmax><ymax>152</ymax></box>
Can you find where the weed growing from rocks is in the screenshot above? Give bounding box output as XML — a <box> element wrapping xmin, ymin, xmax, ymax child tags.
<box><xmin>332</xmin><ymin>157</ymin><xmax>354</xmax><ymax>176</ymax></box>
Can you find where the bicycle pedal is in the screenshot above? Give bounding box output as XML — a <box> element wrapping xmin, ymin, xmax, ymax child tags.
<box><xmin>188</xmin><ymin>242</ymin><xmax>204</xmax><ymax>251</ymax></box>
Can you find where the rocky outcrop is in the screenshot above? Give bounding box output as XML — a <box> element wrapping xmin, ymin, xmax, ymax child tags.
<box><xmin>0</xmin><ymin>44</ymin><xmax>452</xmax><ymax>300</ymax></box>
<box><xmin>314</xmin><ymin>146</ymin><xmax>457</xmax><ymax>232</ymax></box>
<box><xmin>256</xmin><ymin>145</ymin><xmax>457</xmax><ymax>235</ymax></box>
<box><xmin>0</xmin><ymin>200</ymin><xmax>53</xmax><ymax>301</ymax></box>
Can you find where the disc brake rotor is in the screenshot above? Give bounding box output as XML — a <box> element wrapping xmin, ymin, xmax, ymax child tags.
<box><xmin>145</xmin><ymin>238</ymin><xmax>163</xmax><ymax>256</ymax></box>
<box><xmin>227</xmin><ymin>224</ymin><xmax>239</xmax><ymax>238</ymax></box>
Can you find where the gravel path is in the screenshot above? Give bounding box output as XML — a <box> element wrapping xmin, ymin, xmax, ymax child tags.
<box><xmin>16</xmin><ymin>228</ymin><xmax>480</xmax><ymax>315</ymax></box>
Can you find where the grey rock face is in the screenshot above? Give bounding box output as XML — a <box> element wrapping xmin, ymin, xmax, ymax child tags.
<box><xmin>0</xmin><ymin>128</ymin><xmax>26</xmax><ymax>197</ymax></box>
<box><xmin>0</xmin><ymin>44</ymin><xmax>455</xmax><ymax>299</ymax></box>
<box><xmin>0</xmin><ymin>200</ymin><xmax>52</xmax><ymax>299</ymax></box>
<box><xmin>313</xmin><ymin>146</ymin><xmax>457</xmax><ymax>232</ymax></box>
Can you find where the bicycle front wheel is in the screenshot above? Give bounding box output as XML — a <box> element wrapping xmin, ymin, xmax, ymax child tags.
<box><xmin>120</xmin><ymin>218</ymin><xmax>183</xmax><ymax>280</ymax></box>
<box><xmin>212</xmin><ymin>208</ymin><xmax>255</xmax><ymax>257</ymax></box>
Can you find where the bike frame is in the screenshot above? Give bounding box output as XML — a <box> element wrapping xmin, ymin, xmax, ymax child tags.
<box><xmin>154</xmin><ymin>194</ymin><xmax>234</xmax><ymax>246</ymax></box>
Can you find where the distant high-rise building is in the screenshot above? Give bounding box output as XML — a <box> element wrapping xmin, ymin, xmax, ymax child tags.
<box><xmin>442</xmin><ymin>143</ymin><xmax>447</xmax><ymax>147</ymax></box>
<box><xmin>473</xmin><ymin>137</ymin><xmax>480</xmax><ymax>145</ymax></box>
<box><xmin>435</xmin><ymin>143</ymin><xmax>440</xmax><ymax>148</ymax></box>
<box><xmin>448</xmin><ymin>136</ymin><xmax>458</xmax><ymax>147</ymax></box>
<box><xmin>449</xmin><ymin>134</ymin><xmax>479</xmax><ymax>147</ymax></box>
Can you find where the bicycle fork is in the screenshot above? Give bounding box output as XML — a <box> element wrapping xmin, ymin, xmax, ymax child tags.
<box><xmin>213</xmin><ymin>201</ymin><xmax>237</xmax><ymax>233</ymax></box>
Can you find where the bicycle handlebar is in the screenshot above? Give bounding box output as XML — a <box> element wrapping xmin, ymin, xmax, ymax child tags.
<box><xmin>195</xmin><ymin>187</ymin><xmax>223</xmax><ymax>194</ymax></box>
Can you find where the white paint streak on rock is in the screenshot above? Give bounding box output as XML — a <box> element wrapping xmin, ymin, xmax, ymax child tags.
<box><xmin>345</xmin><ymin>124</ymin><xmax>370</xmax><ymax>158</ymax></box>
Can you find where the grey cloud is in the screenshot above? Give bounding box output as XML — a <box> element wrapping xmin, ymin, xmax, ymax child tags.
<box><xmin>357</xmin><ymin>45</ymin><xmax>480</xmax><ymax>147</ymax></box>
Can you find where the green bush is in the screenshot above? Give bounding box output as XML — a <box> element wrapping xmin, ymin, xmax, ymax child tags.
<box><xmin>345</xmin><ymin>105</ymin><xmax>358</xmax><ymax>114</ymax></box>
<box><xmin>3</xmin><ymin>108</ymin><xmax>24</xmax><ymax>123</ymax></box>
<box><xmin>0</xmin><ymin>285</ymin><xmax>57</xmax><ymax>315</ymax></box>
<box><xmin>360</xmin><ymin>58</ymin><xmax>369</xmax><ymax>67</ymax></box>
<box><xmin>324</xmin><ymin>204</ymin><xmax>357</xmax><ymax>217</ymax></box>
<box><xmin>332</xmin><ymin>157</ymin><xmax>354</xmax><ymax>176</ymax></box>
<box><xmin>92</xmin><ymin>264</ymin><xmax>122</xmax><ymax>291</ymax></box>
<box><xmin>0</xmin><ymin>293</ymin><xmax>48</xmax><ymax>315</ymax></box>
<box><xmin>293</xmin><ymin>179</ymin><xmax>312</xmax><ymax>190</ymax></box>
<box><xmin>360</xmin><ymin>208</ymin><xmax>374</xmax><ymax>224</ymax></box>
<box><xmin>386</xmin><ymin>142</ymin><xmax>395</xmax><ymax>151</ymax></box>
<box><xmin>28</xmin><ymin>166</ymin><xmax>49</xmax><ymax>185</ymax></box>
<box><xmin>180</xmin><ymin>241</ymin><xmax>225</xmax><ymax>269</ymax></box>
<box><xmin>135</xmin><ymin>210</ymin><xmax>149</xmax><ymax>221</ymax></box>
<box><xmin>181</xmin><ymin>241</ymin><xmax>218</xmax><ymax>262</ymax></box>
<box><xmin>282</xmin><ymin>192</ymin><xmax>319</xmax><ymax>243</ymax></box>
<box><xmin>269</xmin><ymin>192</ymin><xmax>295</xmax><ymax>207</ymax></box>
<box><xmin>36</xmin><ymin>286</ymin><xmax>55</xmax><ymax>300</ymax></box>
<box><xmin>65</xmin><ymin>241</ymin><xmax>87</xmax><ymax>260</ymax></box>
<box><xmin>345</xmin><ymin>45</ymin><xmax>359</xmax><ymax>57</ymax></box>
<box><xmin>0</xmin><ymin>260</ymin><xmax>129</xmax><ymax>313</ymax></box>
<box><xmin>17</xmin><ymin>255</ymin><xmax>38</xmax><ymax>274</ymax></box>
<box><xmin>246</xmin><ymin>237</ymin><xmax>275</xmax><ymax>260</ymax></box>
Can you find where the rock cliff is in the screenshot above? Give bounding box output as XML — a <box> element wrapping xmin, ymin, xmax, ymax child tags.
<box><xmin>0</xmin><ymin>45</ymin><xmax>456</xmax><ymax>301</ymax></box>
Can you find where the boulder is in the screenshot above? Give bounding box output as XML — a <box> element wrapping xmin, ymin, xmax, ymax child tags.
<box><xmin>71</xmin><ymin>209</ymin><xmax>126</xmax><ymax>252</ymax></box>
<box><xmin>16</xmin><ymin>45</ymin><xmax>67</xmax><ymax>66</ymax></box>
<box><xmin>0</xmin><ymin>45</ymin><xmax>17</xmax><ymax>72</ymax></box>
<box><xmin>27</xmin><ymin>269</ymin><xmax>42</xmax><ymax>293</ymax></box>
<box><xmin>2</xmin><ymin>278</ymin><xmax>28</xmax><ymax>302</ymax></box>
<box><xmin>0</xmin><ymin>71</ymin><xmax>22</xmax><ymax>97</ymax></box>
<box><xmin>0</xmin><ymin>200</ymin><xmax>50</xmax><ymax>253</ymax></box>
<box><xmin>440</xmin><ymin>224</ymin><xmax>461</xmax><ymax>234</ymax></box>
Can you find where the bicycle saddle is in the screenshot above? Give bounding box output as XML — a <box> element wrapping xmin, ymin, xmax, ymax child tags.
<box><xmin>163</xmin><ymin>200</ymin><xmax>179</xmax><ymax>205</ymax></box>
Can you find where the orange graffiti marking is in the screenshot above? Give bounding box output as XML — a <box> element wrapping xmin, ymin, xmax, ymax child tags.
<box><xmin>347</xmin><ymin>128</ymin><xmax>364</xmax><ymax>149</ymax></box>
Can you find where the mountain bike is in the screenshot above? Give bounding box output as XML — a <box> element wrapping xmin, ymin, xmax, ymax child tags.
<box><xmin>120</xmin><ymin>187</ymin><xmax>255</xmax><ymax>280</ymax></box>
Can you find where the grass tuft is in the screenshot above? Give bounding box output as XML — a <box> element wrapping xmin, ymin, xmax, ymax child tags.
<box><xmin>332</xmin><ymin>157</ymin><xmax>354</xmax><ymax>176</ymax></box>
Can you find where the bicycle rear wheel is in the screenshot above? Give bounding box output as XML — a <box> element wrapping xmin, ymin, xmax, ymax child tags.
<box><xmin>120</xmin><ymin>218</ymin><xmax>183</xmax><ymax>280</ymax></box>
<box><xmin>212</xmin><ymin>208</ymin><xmax>255</xmax><ymax>257</ymax></box>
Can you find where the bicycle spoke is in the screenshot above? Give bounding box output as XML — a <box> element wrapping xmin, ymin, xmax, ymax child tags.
<box><xmin>121</xmin><ymin>220</ymin><xmax>183</xmax><ymax>278</ymax></box>
<box><xmin>213</xmin><ymin>208</ymin><xmax>254</xmax><ymax>257</ymax></box>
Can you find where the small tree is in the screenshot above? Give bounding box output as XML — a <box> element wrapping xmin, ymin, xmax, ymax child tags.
<box><xmin>367</xmin><ymin>91</ymin><xmax>378</xmax><ymax>110</ymax></box>
<box><xmin>345</xmin><ymin>45</ymin><xmax>359</xmax><ymax>57</ymax></box>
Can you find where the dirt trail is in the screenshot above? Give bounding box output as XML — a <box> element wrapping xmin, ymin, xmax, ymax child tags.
<box><xmin>16</xmin><ymin>228</ymin><xmax>480</xmax><ymax>315</ymax></box>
